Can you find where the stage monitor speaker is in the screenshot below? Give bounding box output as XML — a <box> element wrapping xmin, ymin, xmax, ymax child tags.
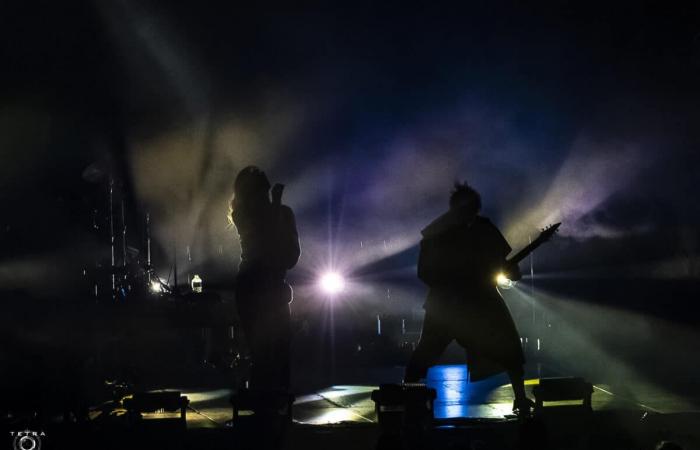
<box><xmin>123</xmin><ymin>391</ymin><xmax>189</xmax><ymax>428</ymax></box>
<box><xmin>230</xmin><ymin>389</ymin><xmax>295</xmax><ymax>424</ymax></box>
<box><xmin>371</xmin><ymin>383</ymin><xmax>436</xmax><ymax>434</ymax></box>
<box><xmin>532</xmin><ymin>377</ymin><xmax>593</xmax><ymax>413</ymax></box>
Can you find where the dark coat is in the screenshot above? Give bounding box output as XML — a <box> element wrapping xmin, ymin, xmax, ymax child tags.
<box><xmin>418</xmin><ymin>211</ymin><xmax>525</xmax><ymax>381</ymax></box>
<box><xmin>233</xmin><ymin>203</ymin><xmax>300</xmax><ymax>305</ymax></box>
<box><xmin>232</xmin><ymin>202</ymin><xmax>299</xmax><ymax>390</ymax></box>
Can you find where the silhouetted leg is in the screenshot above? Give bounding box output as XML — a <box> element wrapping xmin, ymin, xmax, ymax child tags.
<box><xmin>235</xmin><ymin>285</ymin><xmax>265</xmax><ymax>389</ymax></box>
<box><xmin>251</xmin><ymin>307</ymin><xmax>279</xmax><ymax>391</ymax></box>
<box><xmin>404</xmin><ymin>312</ymin><xmax>452</xmax><ymax>382</ymax></box>
<box><xmin>279</xmin><ymin>303</ymin><xmax>291</xmax><ymax>390</ymax></box>
<box><xmin>237</xmin><ymin>282</ymin><xmax>292</xmax><ymax>394</ymax></box>
<box><xmin>268</xmin><ymin>302</ymin><xmax>291</xmax><ymax>391</ymax></box>
<box><xmin>508</xmin><ymin>366</ymin><xmax>533</xmax><ymax>416</ymax></box>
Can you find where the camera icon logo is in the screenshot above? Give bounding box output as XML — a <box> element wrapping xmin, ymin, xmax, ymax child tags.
<box><xmin>10</xmin><ymin>430</ymin><xmax>45</xmax><ymax>450</ymax></box>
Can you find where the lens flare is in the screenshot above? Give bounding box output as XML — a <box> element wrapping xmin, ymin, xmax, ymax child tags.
<box><xmin>495</xmin><ymin>272</ymin><xmax>514</xmax><ymax>289</ymax></box>
<box><xmin>319</xmin><ymin>272</ymin><xmax>346</xmax><ymax>295</ymax></box>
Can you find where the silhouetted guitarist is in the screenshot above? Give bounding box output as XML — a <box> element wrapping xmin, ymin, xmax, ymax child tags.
<box><xmin>405</xmin><ymin>182</ymin><xmax>534</xmax><ymax>416</ymax></box>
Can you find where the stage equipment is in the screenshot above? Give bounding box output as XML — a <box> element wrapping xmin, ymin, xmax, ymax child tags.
<box><xmin>124</xmin><ymin>391</ymin><xmax>189</xmax><ymax>429</ymax></box>
<box><xmin>532</xmin><ymin>377</ymin><xmax>593</xmax><ymax>413</ymax></box>
<box><xmin>150</xmin><ymin>278</ymin><xmax>168</xmax><ymax>294</ymax></box>
<box><xmin>371</xmin><ymin>383</ymin><xmax>437</xmax><ymax>433</ymax></box>
<box><xmin>319</xmin><ymin>272</ymin><xmax>345</xmax><ymax>295</ymax></box>
<box><xmin>230</xmin><ymin>389</ymin><xmax>295</xmax><ymax>423</ymax></box>
<box><xmin>191</xmin><ymin>274</ymin><xmax>203</xmax><ymax>293</ymax></box>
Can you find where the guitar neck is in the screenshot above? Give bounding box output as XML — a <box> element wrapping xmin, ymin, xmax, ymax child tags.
<box><xmin>507</xmin><ymin>239</ymin><xmax>542</xmax><ymax>265</ymax></box>
<box><xmin>505</xmin><ymin>223</ymin><xmax>560</xmax><ymax>266</ymax></box>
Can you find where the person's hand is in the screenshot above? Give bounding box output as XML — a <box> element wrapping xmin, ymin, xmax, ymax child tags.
<box><xmin>504</xmin><ymin>262</ymin><xmax>522</xmax><ymax>281</ymax></box>
<box><xmin>271</xmin><ymin>183</ymin><xmax>285</xmax><ymax>205</ymax></box>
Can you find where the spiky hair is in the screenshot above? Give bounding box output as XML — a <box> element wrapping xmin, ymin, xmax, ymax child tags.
<box><xmin>449</xmin><ymin>181</ymin><xmax>481</xmax><ymax>212</ymax></box>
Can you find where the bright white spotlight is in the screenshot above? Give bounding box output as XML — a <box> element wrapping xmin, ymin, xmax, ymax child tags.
<box><xmin>319</xmin><ymin>272</ymin><xmax>346</xmax><ymax>295</ymax></box>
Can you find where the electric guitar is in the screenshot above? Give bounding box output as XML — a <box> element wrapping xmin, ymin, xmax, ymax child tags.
<box><xmin>498</xmin><ymin>223</ymin><xmax>560</xmax><ymax>285</ymax></box>
<box><xmin>507</xmin><ymin>223</ymin><xmax>561</xmax><ymax>266</ymax></box>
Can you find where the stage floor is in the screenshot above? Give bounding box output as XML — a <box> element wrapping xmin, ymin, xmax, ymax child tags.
<box><xmin>177</xmin><ymin>364</ymin><xmax>699</xmax><ymax>429</ymax></box>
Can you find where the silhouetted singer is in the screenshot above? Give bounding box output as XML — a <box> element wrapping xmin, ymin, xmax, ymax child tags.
<box><xmin>404</xmin><ymin>182</ymin><xmax>533</xmax><ymax>416</ymax></box>
<box><xmin>230</xmin><ymin>166</ymin><xmax>300</xmax><ymax>392</ymax></box>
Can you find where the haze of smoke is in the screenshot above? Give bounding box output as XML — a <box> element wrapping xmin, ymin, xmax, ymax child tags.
<box><xmin>505</xmin><ymin>136</ymin><xmax>648</xmax><ymax>247</ymax></box>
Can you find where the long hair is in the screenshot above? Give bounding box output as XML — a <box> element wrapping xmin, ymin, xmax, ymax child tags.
<box><xmin>228</xmin><ymin>166</ymin><xmax>271</xmax><ymax>226</ymax></box>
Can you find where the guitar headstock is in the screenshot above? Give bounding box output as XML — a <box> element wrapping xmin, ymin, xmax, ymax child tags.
<box><xmin>535</xmin><ymin>222</ymin><xmax>561</xmax><ymax>244</ymax></box>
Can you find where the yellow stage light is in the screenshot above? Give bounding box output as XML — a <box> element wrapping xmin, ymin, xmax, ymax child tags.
<box><xmin>495</xmin><ymin>272</ymin><xmax>514</xmax><ymax>289</ymax></box>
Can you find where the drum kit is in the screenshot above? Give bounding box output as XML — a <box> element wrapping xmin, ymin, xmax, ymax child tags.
<box><xmin>81</xmin><ymin>161</ymin><xmax>181</xmax><ymax>302</ymax></box>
